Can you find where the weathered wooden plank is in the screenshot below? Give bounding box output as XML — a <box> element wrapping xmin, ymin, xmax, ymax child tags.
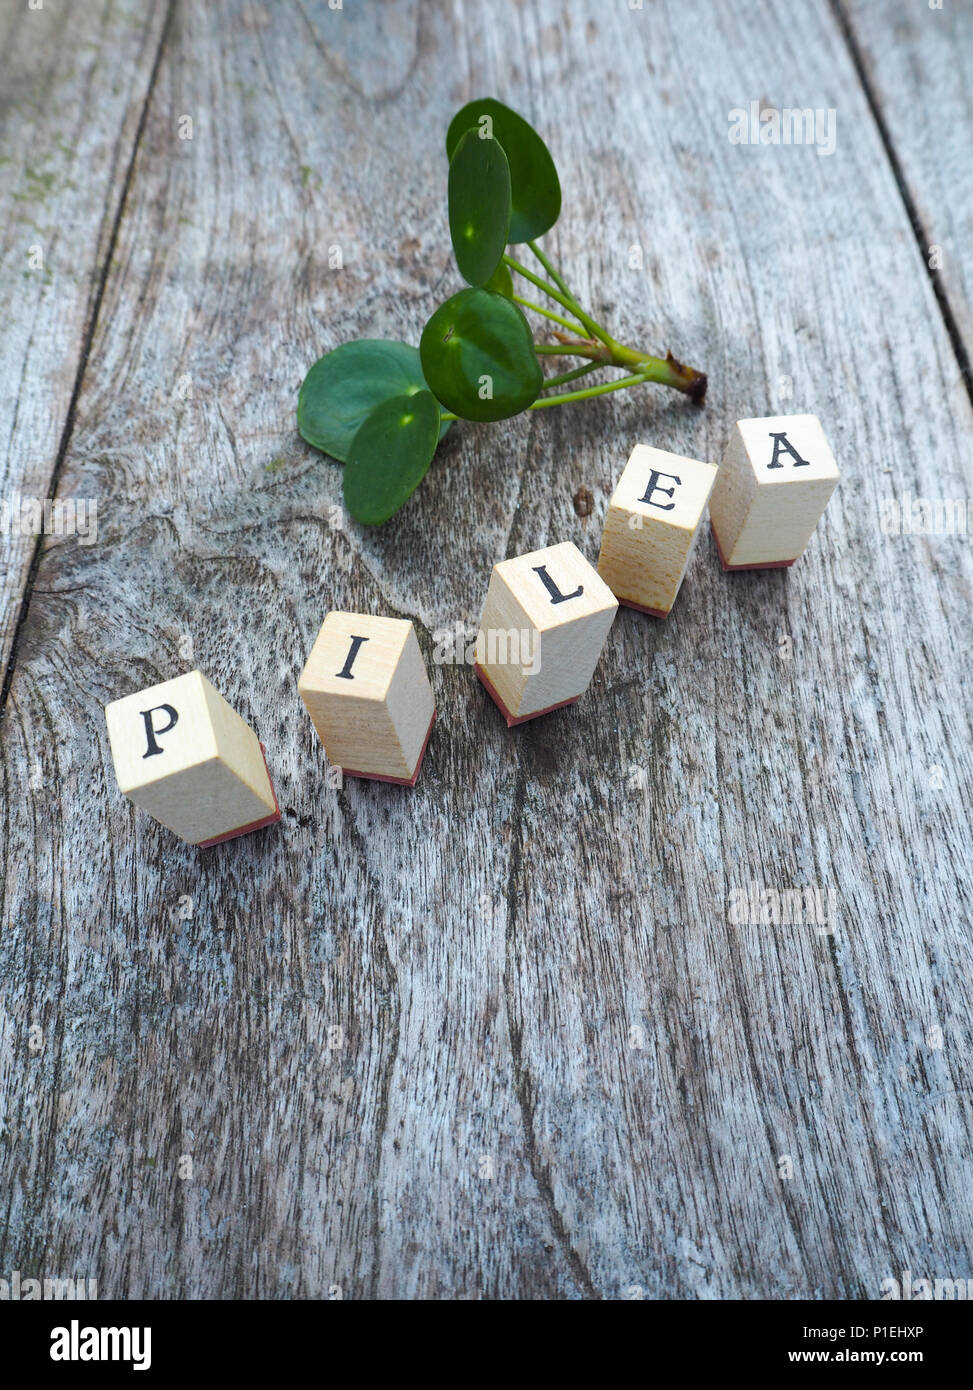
<box><xmin>839</xmin><ymin>0</ymin><xmax>973</xmax><ymax>372</ymax></box>
<box><xmin>0</xmin><ymin>0</ymin><xmax>171</xmax><ymax>678</ymax></box>
<box><xmin>1</xmin><ymin>0</ymin><xmax>971</xmax><ymax>1299</ymax></box>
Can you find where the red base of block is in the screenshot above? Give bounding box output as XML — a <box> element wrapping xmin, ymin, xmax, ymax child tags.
<box><xmin>618</xmin><ymin>597</ymin><xmax>670</xmax><ymax>619</ymax></box>
<box><xmin>711</xmin><ymin>522</ymin><xmax>797</xmax><ymax>572</ymax></box>
<box><xmin>474</xmin><ymin>663</ymin><xmax>580</xmax><ymax>728</ymax></box>
<box><xmin>341</xmin><ymin>709</ymin><xmax>437</xmax><ymax>787</ymax></box>
<box><xmin>197</xmin><ymin>742</ymin><xmax>281</xmax><ymax>847</ymax></box>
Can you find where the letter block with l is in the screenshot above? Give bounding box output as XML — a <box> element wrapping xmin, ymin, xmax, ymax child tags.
<box><xmin>298</xmin><ymin>613</ymin><xmax>436</xmax><ymax>786</ymax></box>
<box><xmin>475</xmin><ymin>540</ymin><xmax>617</xmax><ymax>726</ymax></box>
<box><xmin>709</xmin><ymin>414</ymin><xmax>840</xmax><ymax>569</ymax></box>
<box><xmin>104</xmin><ymin>670</ymin><xmax>280</xmax><ymax>846</ymax></box>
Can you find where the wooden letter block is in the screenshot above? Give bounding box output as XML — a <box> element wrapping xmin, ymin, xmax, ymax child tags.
<box><xmin>298</xmin><ymin>612</ymin><xmax>436</xmax><ymax>786</ymax></box>
<box><xmin>475</xmin><ymin>540</ymin><xmax>618</xmax><ymax>726</ymax></box>
<box><xmin>597</xmin><ymin>444</ymin><xmax>718</xmax><ymax>618</ymax></box>
<box><xmin>104</xmin><ymin>670</ymin><xmax>280</xmax><ymax>847</ymax></box>
<box><xmin>709</xmin><ymin>414</ymin><xmax>840</xmax><ymax>569</ymax></box>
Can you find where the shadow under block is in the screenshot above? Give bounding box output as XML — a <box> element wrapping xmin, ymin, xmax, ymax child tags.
<box><xmin>475</xmin><ymin>540</ymin><xmax>618</xmax><ymax>725</ymax></box>
<box><xmin>297</xmin><ymin>612</ymin><xmax>436</xmax><ymax>785</ymax></box>
<box><xmin>708</xmin><ymin>414</ymin><xmax>840</xmax><ymax>569</ymax></box>
<box><xmin>597</xmin><ymin>444</ymin><xmax>718</xmax><ymax>617</ymax></box>
<box><xmin>104</xmin><ymin>670</ymin><xmax>281</xmax><ymax>847</ymax></box>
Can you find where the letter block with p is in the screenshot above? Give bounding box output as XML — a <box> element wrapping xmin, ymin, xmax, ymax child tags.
<box><xmin>597</xmin><ymin>444</ymin><xmax>718</xmax><ymax>617</ymax></box>
<box><xmin>709</xmin><ymin>414</ymin><xmax>839</xmax><ymax>569</ymax></box>
<box><xmin>475</xmin><ymin>540</ymin><xmax>617</xmax><ymax>726</ymax></box>
<box><xmin>298</xmin><ymin>613</ymin><xmax>436</xmax><ymax>786</ymax></box>
<box><xmin>104</xmin><ymin>670</ymin><xmax>280</xmax><ymax>846</ymax></box>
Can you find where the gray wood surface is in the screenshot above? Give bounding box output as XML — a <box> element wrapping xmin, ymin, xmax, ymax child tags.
<box><xmin>1</xmin><ymin>0</ymin><xmax>971</xmax><ymax>1300</ymax></box>
<box><xmin>0</xmin><ymin>0</ymin><xmax>169</xmax><ymax>674</ymax></box>
<box><xmin>842</xmin><ymin>0</ymin><xmax>973</xmax><ymax>367</ymax></box>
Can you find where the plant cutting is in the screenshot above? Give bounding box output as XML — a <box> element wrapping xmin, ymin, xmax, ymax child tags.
<box><xmin>298</xmin><ymin>98</ymin><xmax>707</xmax><ymax>525</ymax></box>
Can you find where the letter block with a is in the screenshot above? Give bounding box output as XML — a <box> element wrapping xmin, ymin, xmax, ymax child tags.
<box><xmin>597</xmin><ymin>444</ymin><xmax>718</xmax><ymax>617</ymax></box>
<box><xmin>104</xmin><ymin>670</ymin><xmax>280</xmax><ymax>847</ymax></box>
<box><xmin>475</xmin><ymin>540</ymin><xmax>618</xmax><ymax>726</ymax></box>
<box><xmin>709</xmin><ymin>414</ymin><xmax>840</xmax><ymax>569</ymax></box>
<box><xmin>298</xmin><ymin>612</ymin><xmax>436</xmax><ymax>786</ymax></box>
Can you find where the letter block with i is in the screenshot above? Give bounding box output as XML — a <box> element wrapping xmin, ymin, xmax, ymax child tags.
<box><xmin>709</xmin><ymin>414</ymin><xmax>840</xmax><ymax>569</ymax></box>
<box><xmin>104</xmin><ymin>670</ymin><xmax>281</xmax><ymax>847</ymax></box>
<box><xmin>475</xmin><ymin>540</ymin><xmax>618</xmax><ymax>726</ymax></box>
<box><xmin>597</xmin><ymin>444</ymin><xmax>718</xmax><ymax>617</ymax></box>
<box><xmin>298</xmin><ymin>613</ymin><xmax>436</xmax><ymax>786</ymax></box>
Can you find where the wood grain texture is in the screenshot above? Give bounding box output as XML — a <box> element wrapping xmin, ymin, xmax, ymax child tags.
<box><xmin>840</xmin><ymin>0</ymin><xmax>973</xmax><ymax>376</ymax></box>
<box><xmin>0</xmin><ymin>0</ymin><xmax>971</xmax><ymax>1299</ymax></box>
<box><xmin>0</xmin><ymin>0</ymin><xmax>171</xmax><ymax>675</ymax></box>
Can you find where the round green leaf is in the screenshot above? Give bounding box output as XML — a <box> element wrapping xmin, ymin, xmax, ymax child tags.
<box><xmin>298</xmin><ymin>339</ymin><xmax>450</xmax><ymax>462</ymax></box>
<box><xmin>484</xmin><ymin>260</ymin><xmax>514</xmax><ymax>297</ymax></box>
<box><xmin>419</xmin><ymin>288</ymin><xmax>542</xmax><ymax>423</ymax></box>
<box><xmin>448</xmin><ymin>128</ymin><xmax>511</xmax><ymax>286</ymax></box>
<box><xmin>343</xmin><ymin>390</ymin><xmax>441</xmax><ymax>525</ymax></box>
<box><xmin>446</xmin><ymin>98</ymin><xmax>561</xmax><ymax>243</ymax></box>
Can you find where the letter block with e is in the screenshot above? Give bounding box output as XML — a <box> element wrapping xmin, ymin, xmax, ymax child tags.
<box><xmin>597</xmin><ymin>444</ymin><xmax>718</xmax><ymax>617</ymax></box>
<box><xmin>475</xmin><ymin>540</ymin><xmax>617</xmax><ymax>726</ymax></box>
<box><xmin>709</xmin><ymin>414</ymin><xmax>840</xmax><ymax>569</ymax></box>
<box><xmin>298</xmin><ymin>613</ymin><xmax>436</xmax><ymax>786</ymax></box>
<box><xmin>104</xmin><ymin>670</ymin><xmax>280</xmax><ymax>846</ymax></box>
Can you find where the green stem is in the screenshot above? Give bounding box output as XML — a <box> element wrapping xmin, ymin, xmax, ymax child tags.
<box><xmin>525</xmin><ymin>240</ymin><xmax>614</xmax><ymax>348</ymax></box>
<box><xmin>527</xmin><ymin>372</ymin><xmax>649</xmax><ymax>409</ymax></box>
<box><xmin>438</xmin><ymin>341</ymin><xmax>705</xmax><ymax>426</ymax></box>
<box><xmin>540</xmin><ymin>362</ymin><xmax>602</xmax><ymax>390</ymax></box>
<box><xmin>512</xmin><ymin>294</ymin><xmax>586</xmax><ymax>335</ymax></box>
<box><xmin>503</xmin><ymin>256</ymin><xmax>589</xmax><ymax>334</ymax></box>
<box><xmin>526</xmin><ymin>240</ymin><xmax>581</xmax><ymax>311</ymax></box>
<box><xmin>517</xmin><ymin>239</ymin><xmax>707</xmax><ymax>399</ymax></box>
<box><xmin>614</xmin><ymin>345</ymin><xmax>707</xmax><ymax>398</ymax></box>
<box><xmin>534</xmin><ymin>340</ymin><xmax>613</xmax><ymax>362</ymax></box>
<box><xmin>439</xmin><ymin>256</ymin><xmax>707</xmax><ymax>424</ymax></box>
<box><xmin>538</xmin><ymin>335</ymin><xmax>707</xmax><ymax>399</ymax></box>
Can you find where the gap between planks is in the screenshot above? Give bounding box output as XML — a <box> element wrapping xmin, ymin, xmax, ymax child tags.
<box><xmin>829</xmin><ymin>0</ymin><xmax>973</xmax><ymax>405</ymax></box>
<box><xmin>0</xmin><ymin>0</ymin><xmax>179</xmax><ymax>733</ymax></box>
